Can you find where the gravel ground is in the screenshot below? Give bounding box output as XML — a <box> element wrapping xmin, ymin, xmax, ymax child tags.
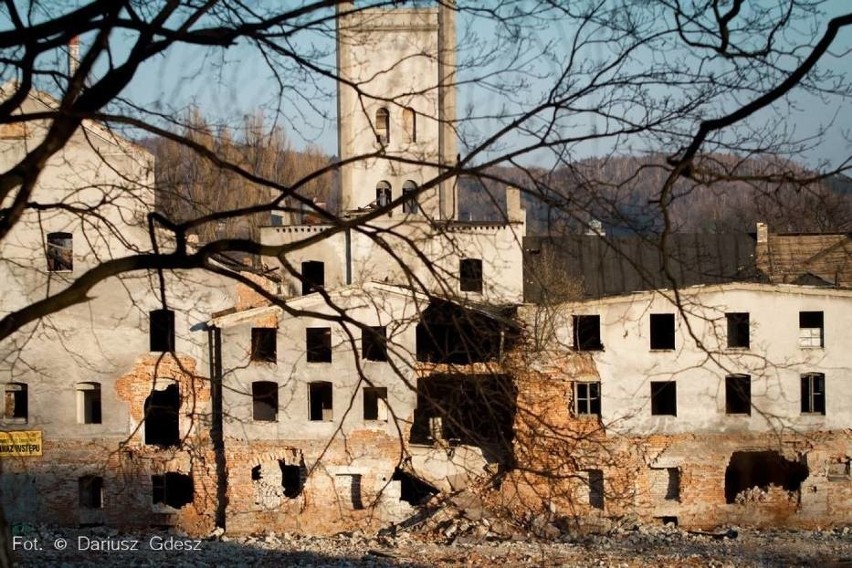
<box><xmin>9</xmin><ymin>524</ymin><xmax>852</xmax><ymax>567</ymax></box>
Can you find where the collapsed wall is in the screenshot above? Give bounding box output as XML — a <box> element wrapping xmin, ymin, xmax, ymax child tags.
<box><xmin>497</xmin><ymin>346</ymin><xmax>852</xmax><ymax>530</ymax></box>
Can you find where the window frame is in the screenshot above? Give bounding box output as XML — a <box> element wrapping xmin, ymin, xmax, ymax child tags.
<box><xmin>402</xmin><ymin>107</ymin><xmax>416</xmax><ymax>142</ymax></box>
<box><xmin>250</xmin><ymin>328</ymin><xmax>277</xmax><ymax>363</ymax></box>
<box><xmin>725</xmin><ymin>312</ymin><xmax>750</xmax><ymax>349</ymax></box>
<box><xmin>650</xmin><ymin>381</ymin><xmax>677</xmax><ymax>416</ymax></box>
<box><xmin>402</xmin><ymin>180</ymin><xmax>419</xmax><ymax>214</ymax></box>
<box><xmin>375</xmin><ymin>107</ymin><xmax>390</xmax><ymax>144</ymax></box>
<box><xmin>251</xmin><ymin>381</ymin><xmax>279</xmax><ymax>422</ymax></box>
<box><xmin>799</xmin><ymin>311</ymin><xmax>824</xmax><ymax>348</ymax></box>
<box><xmin>363</xmin><ymin>386</ymin><xmax>389</xmax><ymax>421</ymax></box>
<box><xmin>4</xmin><ymin>382</ymin><xmax>28</xmax><ymax>423</ymax></box>
<box><xmin>459</xmin><ymin>258</ymin><xmax>483</xmax><ymax>293</ymax></box>
<box><xmin>78</xmin><ymin>475</ymin><xmax>104</xmax><ymax>509</ymax></box>
<box><xmin>76</xmin><ymin>382</ymin><xmax>102</xmax><ymax>425</ymax></box>
<box><xmin>301</xmin><ymin>260</ymin><xmax>325</xmax><ymax>295</ymax></box>
<box><xmin>800</xmin><ymin>372</ymin><xmax>826</xmax><ymax>415</ymax></box>
<box><xmin>725</xmin><ymin>374</ymin><xmax>751</xmax><ymax>415</ymax></box>
<box><xmin>149</xmin><ymin>309</ymin><xmax>175</xmax><ymax>352</ymax></box>
<box><xmin>376</xmin><ymin>180</ymin><xmax>392</xmax><ymax>212</ymax></box>
<box><xmin>306</xmin><ymin>327</ymin><xmax>332</xmax><ymax>363</ymax></box>
<box><xmin>46</xmin><ymin>231</ymin><xmax>73</xmax><ymax>272</ymax></box>
<box><xmin>361</xmin><ymin>326</ymin><xmax>388</xmax><ymax>362</ymax></box>
<box><xmin>572</xmin><ymin>314</ymin><xmax>603</xmax><ymax>351</ymax></box>
<box><xmin>308</xmin><ymin>381</ymin><xmax>334</xmax><ymax>422</ymax></box>
<box><xmin>649</xmin><ymin>313</ymin><xmax>676</xmax><ymax>350</ymax></box>
<box><xmin>574</xmin><ymin>381</ymin><xmax>601</xmax><ymax>417</ymax></box>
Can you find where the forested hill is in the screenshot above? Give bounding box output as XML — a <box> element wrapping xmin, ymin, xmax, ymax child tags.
<box><xmin>138</xmin><ymin>126</ymin><xmax>851</xmax><ymax>238</ymax></box>
<box><xmin>459</xmin><ymin>155</ymin><xmax>852</xmax><ymax>236</ymax></box>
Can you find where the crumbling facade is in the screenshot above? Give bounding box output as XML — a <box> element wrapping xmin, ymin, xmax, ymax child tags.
<box><xmin>0</xmin><ymin>2</ymin><xmax>850</xmax><ymax>538</ymax></box>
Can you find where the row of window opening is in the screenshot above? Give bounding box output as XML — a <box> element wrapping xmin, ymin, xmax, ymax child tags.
<box><xmin>250</xmin><ymin>326</ymin><xmax>389</xmax><ymax>364</ymax></box>
<box><xmin>574</xmin><ymin>372</ymin><xmax>826</xmax><ymax>417</ymax></box>
<box><xmin>251</xmin><ymin>380</ymin><xmax>388</xmax><ymax>423</ymax></box>
<box><xmin>375</xmin><ymin>180</ymin><xmax>419</xmax><ymax>214</ymax></box>
<box><xmin>572</xmin><ymin>311</ymin><xmax>825</xmax><ymax>351</ymax></box>
<box><xmin>375</xmin><ymin>107</ymin><xmax>416</xmax><ymax>144</ymax></box>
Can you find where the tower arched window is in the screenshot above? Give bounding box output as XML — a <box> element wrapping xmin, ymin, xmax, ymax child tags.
<box><xmin>402</xmin><ymin>180</ymin><xmax>418</xmax><ymax>214</ymax></box>
<box><xmin>375</xmin><ymin>108</ymin><xmax>390</xmax><ymax>144</ymax></box>
<box><xmin>376</xmin><ymin>181</ymin><xmax>392</xmax><ymax>211</ymax></box>
<box><xmin>402</xmin><ymin>107</ymin><xmax>416</xmax><ymax>143</ymax></box>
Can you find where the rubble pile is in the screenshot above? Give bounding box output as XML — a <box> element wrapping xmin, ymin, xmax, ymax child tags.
<box><xmin>11</xmin><ymin>522</ymin><xmax>852</xmax><ymax>567</ymax></box>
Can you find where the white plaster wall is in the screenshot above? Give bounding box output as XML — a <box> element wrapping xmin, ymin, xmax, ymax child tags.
<box><xmin>0</xmin><ymin>93</ymin><xmax>233</xmax><ymax>441</ymax></box>
<box><xmin>261</xmin><ymin>217</ymin><xmax>525</xmax><ymax>304</ymax></box>
<box><xmin>531</xmin><ymin>284</ymin><xmax>852</xmax><ymax>435</ymax></box>
<box><xmin>219</xmin><ymin>285</ymin><xmax>424</xmax><ymax>441</ymax></box>
<box><xmin>0</xmin><ymin>94</ymin><xmax>154</xmax><ymax>313</ymax></box>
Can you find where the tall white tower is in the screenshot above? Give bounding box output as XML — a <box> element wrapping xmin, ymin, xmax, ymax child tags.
<box><xmin>336</xmin><ymin>2</ymin><xmax>457</xmax><ymax>220</ymax></box>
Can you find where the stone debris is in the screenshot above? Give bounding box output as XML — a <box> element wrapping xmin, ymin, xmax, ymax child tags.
<box><xmin>10</xmin><ymin>522</ymin><xmax>852</xmax><ymax>567</ymax></box>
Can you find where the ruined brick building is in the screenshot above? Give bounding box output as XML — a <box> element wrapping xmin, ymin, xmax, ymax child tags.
<box><xmin>1</xmin><ymin>2</ymin><xmax>850</xmax><ymax>535</ymax></box>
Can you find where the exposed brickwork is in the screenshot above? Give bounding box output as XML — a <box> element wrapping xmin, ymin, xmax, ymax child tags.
<box><xmin>498</xmin><ymin>346</ymin><xmax>852</xmax><ymax>530</ymax></box>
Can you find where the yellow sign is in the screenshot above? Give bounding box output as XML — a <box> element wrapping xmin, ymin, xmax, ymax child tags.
<box><xmin>0</xmin><ymin>431</ymin><xmax>42</xmax><ymax>457</ymax></box>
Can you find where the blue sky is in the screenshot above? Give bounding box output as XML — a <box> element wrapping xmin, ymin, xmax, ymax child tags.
<box><xmin>7</xmin><ymin>1</ymin><xmax>852</xmax><ymax>171</ymax></box>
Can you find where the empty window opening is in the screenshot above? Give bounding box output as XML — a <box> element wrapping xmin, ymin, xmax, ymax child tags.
<box><xmin>76</xmin><ymin>382</ymin><xmax>102</xmax><ymax>424</ymax></box>
<box><xmin>725</xmin><ymin>374</ymin><xmax>751</xmax><ymax>415</ymax></box>
<box><xmin>410</xmin><ymin>374</ymin><xmax>517</xmax><ymax>461</ymax></box>
<box><xmin>301</xmin><ymin>261</ymin><xmax>325</xmax><ymax>295</ymax></box>
<box><xmin>650</xmin><ymin>381</ymin><xmax>677</xmax><ymax>416</ymax></box>
<box><xmin>149</xmin><ymin>309</ymin><xmax>175</xmax><ymax>352</ymax></box>
<box><xmin>308</xmin><ymin>381</ymin><xmax>333</xmax><ymax>421</ymax></box>
<box><xmin>415</xmin><ymin>300</ymin><xmax>517</xmax><ymax>365</ymax></box>
<box><xmin>650</xmin><ymin>313</ymin><xmax>675</xmax><ymax>350</ymax></box>
<box><xmin>151</xmin><ymin>472</ymin><xmax>194</xmax><ymax>509</ymax></box>
<box><xmin>306</xmin><ymin>327</ymin><xmax>332</xmax><ymax>363</ymax></box>
<box><xmin>726</xmin><ymin>312</ymin><xmax>750</xmax><ymax>348</ymax></box>
<box><xmin>799</xmin><ymin>311</ymin><xmax>824</xmax><ymax>348</ymax></box>
<box><xmin>827</xmin><ymin>460</ymin><xmax>851</xmax><ymax>481</ymax></box>
<box><xmin>79</xmin><ymin>476</ymin><xmax>103</xmax><ymax>509</ymax></box>
<box><xmin>573</xmin><ymin>315</ymin><xmax>603</xmax><ymax>351</ymax></box>
<box><xmin>363</xmin><ymin>387</ymin><xmax>388</xmax><ymax>421</ymax></box>
<box><xmin>252</xmin><ymin>459</ymin><xmax>306</xmax><ymax>505</ymax></box>
<box><xmin>574</xmin><ymin>382</ymin><xmax>601</xmax><ymax>416</ymax></box>
<box><xmin>282</xmin><ymin>463</ymin><xmax>305</xmax><ymax>498</ymax></box>
<box><xmin>402</xmin><ymin>107</ymin><xmax>416</xmax><ymax>142</ymax></box>
<box><xmin>362</xmin><ymin>326</ymin><xmax>388</xmax><ymax>362</ymax></box>
<box><xmin>375</xmin><ymin>108</ymin><xmax>390</xmax><ymax>144</ymax></box>
<box><xmin>46</xmin><ymin>232</ymin><xmax>73</xmax><ymax>271</ymax></box>
<box><xmin>4</xmin><ymin>383</ymin><xmax>28</xmax><ymax>421</ymax></box>
<box><xmin>144</xmin><ymin>382</ymin><xmax>180</xmax><ymax>447</ymax></box>
<box><xmin>402</xmin><ymin>180</ymin><xmax>418</xmax><ymax>214</ymax></box>
<box><xmin>251</xmin><ymin>328</ymin><xmax>277</xmax><ymax>363</ymax></box>
<box><xmin>587</xmin><ymin>469</ymin><xmax>604</xmax><ymax>510</ymax></box>
<box><xmin>459</xmin><ymin>258</ymin><xmax>483</xmax><ymax>293</ymax></box>
<box><xmin>336</xmin><ymin>473</ymin><xmax>364</xmax><ymax>510</ymax></box>
<box><xmin>252</xmin><ymin>381</ymin><xmax>278</xmax><ymax>422</ymax></box>
<box><xmin>724</xmin><ymin>450</ymin><xmax>809</xmax><ymax>504</ymax></box>
<box><xmin>392</xmin><ymin>468</ymin><xmax>438</xmax><ymax>505</ymax></box>
<box><xmin>801</xmin><ymin>373</ymin><xmax>826</xmax><ymax>415</ymax></box>
<box><xmin>375</xmin><ymin>180</ymin><xmax>392</xmax><ymax>210</ymax></box>
<box><xmin>651</xmin><ymin>467</ymin><xmax>680</xmax><ymax>501</ymax></box>
<box><xmin>657</xmin><ymin>516</ymin><xmax>678</xmax><ymax>527</ymax></box>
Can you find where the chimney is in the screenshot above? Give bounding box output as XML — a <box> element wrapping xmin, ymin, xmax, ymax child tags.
<box><xmin>68</xmin><ymin>36</ymin><xmax>79</xmax><ymax>77</ymax></box>
<box><xmin>506</xmin><ymin>186</ymin><xmax>525</xmax><ymax>224</ymax></box>
<box><xmin>755</xmin><ymin>221</ymin><xmax>771</xmax><ymax>280</ymax></box>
